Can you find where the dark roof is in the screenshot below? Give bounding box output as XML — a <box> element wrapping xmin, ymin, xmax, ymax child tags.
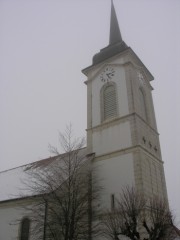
<box><xmin>92</xmin><ymin>41</ymin><xmax>128</xmax><ymax>65</ymax></box>
<box><xmin>109</xmin><ymin>0</ymin><xmax>122</xmax><ymax>45</ymax></box>
<box><xmin>173</xmin><ymin>225</ymin><xmax>180</xmax><ymax>237</ymax></box>
<box><xmin>92</xmin><ymin>0</ymin><xmax>128</xmax><ymax>66</ymax></box>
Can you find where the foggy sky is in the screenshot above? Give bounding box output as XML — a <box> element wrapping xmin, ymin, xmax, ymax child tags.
<box><xmin>0</xmin><ymin>0</ymin><xmax>180</xmax><ymax>226</ymax></box>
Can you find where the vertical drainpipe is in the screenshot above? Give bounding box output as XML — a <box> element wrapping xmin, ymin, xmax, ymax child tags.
<box><xmin>88</xmin><ymin>170</ymin><xmax>92</xmax><ymax>240</ymax></box>
<box><xmin>87</xmin><ymin>154</ymin><xmax>95</xmax><ymax>240</ymax></box>
<box><xmin>43</xmin><ymin>199</ymin><xmax>48</xmax><ymax>240</ymax></box>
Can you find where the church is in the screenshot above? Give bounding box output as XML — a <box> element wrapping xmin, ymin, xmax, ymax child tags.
<box><xmin>0</xmin><ymin>1</ymin><xmax>175</xmax><ymax>240</ymax></box>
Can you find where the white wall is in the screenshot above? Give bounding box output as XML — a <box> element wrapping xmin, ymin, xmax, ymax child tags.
<box><xmin>0</xmin><ymin>201</ymin><xmax>37</xmax><ymax>240</ymax></box>
<box><xmin>94</xmin><ymin>153</ymin><xmax>135</xmax><ymax>209</ymax></box>
<box><xmin>92</xmin><ymin>121</ymin><xmax>132</xmax><ymax>156</ymax></box>
<box><xmin>91</xmin><ymin>64</ymin><xmax>129</xmax><ymax>127</ymax></box>
<box><xmin>0</xmin><ymin>203</ymin><xmax>23</xmax><ymax>240</ymax></box>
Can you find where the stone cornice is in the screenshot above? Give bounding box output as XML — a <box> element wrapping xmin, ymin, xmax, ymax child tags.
<box><xmin>87</xmin><ymin>112</ymin><xmax>159</xmax><ymax>135</ymax></box>
<box><xmin>93</xmin><ymin>144</ymin><xmax>163</xmax><ymax>164</ymax></box>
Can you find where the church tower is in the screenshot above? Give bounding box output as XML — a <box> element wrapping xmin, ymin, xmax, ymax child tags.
<box><xmin>82</xmin><ymin>1</ymin><xmax>168</xmax><ymax>208</ymax></box>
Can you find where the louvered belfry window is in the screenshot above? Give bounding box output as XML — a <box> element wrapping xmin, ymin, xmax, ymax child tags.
<box><xmin>103</xmin><ymin>83</ymin><xmax>117</xmax><ymax>120</ymax></box>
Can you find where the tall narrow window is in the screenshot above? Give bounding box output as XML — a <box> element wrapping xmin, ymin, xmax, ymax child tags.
<box><xmin>102</xmin><ymin>83</ymin><xmax>117</xmax><ymax>121</ymax></box>
<box><xmin>20</xmin><ymin>218</ymin><xmax>30</xmax><ymax>240</ymax></box>
<box><xmin>111</xmin><ymin>194</ymin><xmax>115</xmax><ymax>210</ymax></box>
<box><xmin>139</xmin><ymin>88</ymin><xmax>147</xmax><ymax>120</ymax></box>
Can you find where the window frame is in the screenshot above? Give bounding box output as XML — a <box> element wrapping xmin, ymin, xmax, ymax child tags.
<box><xmin>101</xmin><ymin>81</ymin><xmax>118</xmax><ymax>122</ymax></box>
<box><xmin>139</xmin><ymin>87</ymin><xmax>148</xmax><ymax>121</ymax></box>
<box><xmin>20</xmin><ymin>217</ymin><xmax>30</xmax><ymax>240</ymax></box>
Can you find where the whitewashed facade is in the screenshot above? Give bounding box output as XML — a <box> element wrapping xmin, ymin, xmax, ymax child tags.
<box><xmin>82</xmin><ymin>45</ymin><xmax>168</xmax><ymax>208</ymax></box>
<box><xmin>0</xmin><ymin>1</ymin><xmax>170</xmax><ymax>239</ymax></box>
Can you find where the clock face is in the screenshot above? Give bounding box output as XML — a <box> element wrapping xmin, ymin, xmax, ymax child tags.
<box><xmin>100</xmin><ymin>67</ymin><xmax>115</xmax><ymax>82</ymax></box>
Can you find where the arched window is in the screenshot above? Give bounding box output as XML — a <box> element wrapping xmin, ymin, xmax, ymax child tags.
<box><xmin>20</xmin><ymin>218</ymin><xmax>30</xmax><ymax>240</ymax></box>
<box><xmin>139</xmin><ymin>88</ymin><xmax>147</xmax><ymax>120</ymax></box>
<box><xmin>101</xmin><ymin>82</ymin><xmax>117</xmax><ymax>121</ymax></box>
<box><xmin>111</xmin><ymin>194</ymin><xmax>115</xmax><ymax>210</ymax></box>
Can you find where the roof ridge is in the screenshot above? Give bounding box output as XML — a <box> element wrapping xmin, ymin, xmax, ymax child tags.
<box><xmin>0</xmin><ymin>146</ymin><xmax>87</xmax><ymax>174</ymax></box>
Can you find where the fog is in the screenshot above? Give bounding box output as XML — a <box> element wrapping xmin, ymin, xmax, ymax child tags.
<box><xmin>0</xmin><ymin>0</ymin><xmax>180</xmax><ymax>226</ymax></box>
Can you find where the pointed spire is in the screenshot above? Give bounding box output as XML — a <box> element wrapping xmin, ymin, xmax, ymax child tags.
<box><xmin>86</xmin><ymin>0</ymin><xmax>128</xmax><ymax>66</ymax></box>
<box><xmin>109</xmin><ymin>0</ymin><xmax>122</xmax><ymax>45</ymax></box>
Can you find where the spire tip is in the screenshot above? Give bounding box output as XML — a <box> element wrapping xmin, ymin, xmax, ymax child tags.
<box><xmin>109</xmin><ymin>0</ymin><xmax>122</xmax><ymax>45</ymax></box>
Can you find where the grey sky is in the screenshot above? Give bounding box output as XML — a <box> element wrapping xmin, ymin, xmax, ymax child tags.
<box><xmin>0</xmin><ymin>0</ymin><xmax>180</xmax><ymax>226</ymax></box>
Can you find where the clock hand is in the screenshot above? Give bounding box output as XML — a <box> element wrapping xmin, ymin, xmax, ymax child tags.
<box><xmin>106</xmin><ymin>73</ymin><xmax>110</xmax><ymax>77</ymax></box>
<box><xmin>106</xmin><ymin>73</ymin><xmax>113</xmax><ymax>78</ymax></box>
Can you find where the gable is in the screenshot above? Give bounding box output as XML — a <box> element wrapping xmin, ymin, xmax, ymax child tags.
<box><xmin>0</xmin><ymin>148</ymin><xmax>87</xmax><ymax>203</ymax></box>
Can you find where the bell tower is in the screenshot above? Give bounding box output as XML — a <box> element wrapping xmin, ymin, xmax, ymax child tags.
<box><xmin>82</xmin><ymin>1</ymin><xmax>168</xmax><ymax>208</ymax></box>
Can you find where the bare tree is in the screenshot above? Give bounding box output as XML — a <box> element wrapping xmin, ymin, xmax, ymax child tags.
<box><xmin>102</xmin><ymin>187</ymin><xmax>145</xmax><ymax>240</ymax></box>
<box><xmin>21</xmin><ymin>125</ymin><xmax>101</xmax><ymax>240</ymax></box>
<box><xmin>142</xmin><ymin>197</ymin><xmax>175</xmax><ymax>240</ymax></box>
<box><xmin>101</xmin><ymin>210</ymin><xmax>123</xmax><ymax>240</ymax></box>
<box><xmin>102</xmin><ymin>187</ymin><xmax>175</xmax><ymax>240</ymax></box>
